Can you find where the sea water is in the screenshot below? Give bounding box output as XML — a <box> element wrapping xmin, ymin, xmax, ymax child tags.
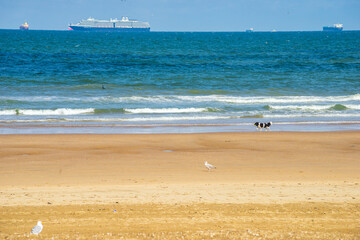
<box><xmin>0</xmin><ymin>30</ymin><xmax>359</xmax><ymax>133</ymax></box>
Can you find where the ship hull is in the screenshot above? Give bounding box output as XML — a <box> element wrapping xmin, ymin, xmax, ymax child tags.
<box><xmin>323</xmin><ymin>27</ymin><xmax>343</xmax><ymax>32</ymax></box>
<box><xmin>69</xmin><ymin>26</ymin><xmax>150</xmax><ymax>32</ymax></box>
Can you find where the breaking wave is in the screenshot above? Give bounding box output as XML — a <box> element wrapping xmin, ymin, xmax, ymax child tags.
<box><xmin>0</xmin><ymin>108</ymin><xmax>95</xmax><ymax>115</ymax></box>
<box><xmin>0</xmin><ymin>107</ymin><xmax>221</xmax><ymax>116</ymax></box>
<box><xmin>265</xmin><ymin>104</ymin><xmax>357</xmax><ymax>111</ymax></box>
<box><xmin>1</xmin><ymin>94</ymin><xmax>359</xmax><ymax>105</ymax></box>
<box><xmin>124</xmin><ymin>107</ymin><xmax>219</xmax><ymax>114</ymax></box>
<box><xmin>177</xmin><ymin>94</ymin><xmax>360</xmax><ymax>104</ymax></box>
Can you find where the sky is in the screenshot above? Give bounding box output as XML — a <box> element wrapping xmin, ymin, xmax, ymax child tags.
<box><xmin>0</xmin><ymin>0</ymin><xmax>359</xmax><ymax>31</ymax></box>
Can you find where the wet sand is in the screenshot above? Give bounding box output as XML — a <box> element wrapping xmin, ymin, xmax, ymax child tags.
<box><xmin>0</xmin><ymin>132</ymin><xmax>359</xmax><ymax>239</ymax></box>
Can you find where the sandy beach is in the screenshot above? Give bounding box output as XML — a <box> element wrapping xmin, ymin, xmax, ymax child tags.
<box><xmin>0</xmin><ymin>132</ymin><xmax>359</xmax><ymax>239</ymax></box>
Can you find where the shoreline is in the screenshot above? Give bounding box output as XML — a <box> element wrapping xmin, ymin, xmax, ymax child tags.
<box><xmin>1</xmin><ymin>121</ymin><xmax>360</xmax><ymax>134</ymax></box>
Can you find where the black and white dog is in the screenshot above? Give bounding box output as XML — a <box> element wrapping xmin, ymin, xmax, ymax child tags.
<box><xmin>254</xmin><ymin>122</ymin><xmax>272</xmax><ymax>131</ymax></box>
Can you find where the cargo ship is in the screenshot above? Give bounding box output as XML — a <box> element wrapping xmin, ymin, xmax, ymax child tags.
<box><xmin>19</xmin><ymin>21</ymin><xmax>29</xmax><ymax>30</ymax></box>
<box><xmin>69</xmin><ymin>17</ymin><xmax>150</xmax><ymax>32</ymax></box>
<box><xmin>323</xmin><ymin>24</ymin><xmax>343</xmax><ymax>32</ymax></box>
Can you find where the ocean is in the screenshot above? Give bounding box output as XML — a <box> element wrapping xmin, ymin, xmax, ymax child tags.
<box><xmin>0</xmin><ymin>30</ymin><xmax>359</xmax><ymax>133</ymax></box>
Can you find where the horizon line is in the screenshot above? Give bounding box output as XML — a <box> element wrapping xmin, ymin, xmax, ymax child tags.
<box><xmin>1</xmin><ymin>28</ymin><xmax>360</xmax><ymax>32</ymax></box>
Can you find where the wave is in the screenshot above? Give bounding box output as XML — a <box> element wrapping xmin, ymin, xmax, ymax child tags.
<box><xmin>0</xmin><ymin>115</ymin><xmax>231</xmax><ymax>123</ymax></box>
<box><xmin>240</xmin><ymin>114</ymin><xmax>264</xmax><ymax>118</ymax></box>
<box><xmin>266</xmin><ymin>104</ymin><xmax>360</xmax><ymax>111</ymax></box>
<box><xmin>86</xmin><ymin>94</ymin><xmax>360</xmax><ymax>105</ymax></box>
<box><xmin>90</xmin><ymin>94</ymin><xmax>360</xmax><ymax>105</ymax></box>
<box><xmin>0</xmin><ymin>110</ymin><xmax>18</xmax><ymax>115</ymax></box>
<box><xmin>0</xmin><ymin>107</ymin><xmax>223</xmax><ymax>116</ymax></box>
<box><xmin>0</xmin><ymin>108</ymin><xmax>95</xmax><ymax>116</ymax></box>
<box><xmin>1</xmin><ymin>94</ymin><xmax>359</xmax><ymax>105</ymax></box>
<box><xmin>330</xmin><ymin>104</ymin><xmax>360</xmax><ymax>110</ymax></box>
<box><xmin>0</xmin><ymin>96</ymin><xmax>83</xmax><ymax>102</ymax></box>
<box><xmin>93</xmin><ymin>108</ymin><xmax>126</xmax><ymax>114</ymax></box>
<box><xmin>0</xmin><ymin>99</ymin><xmax>24</xmax><ymax>104</ymax></box>
<box><xmin>124</xmin><ymin>107</ymin><xmax>219</xmax><ymax>114</ymax></box>
<box><xmin>177</xmin><ymin>94</ymin><xmax>360</xmax><ymax>104</ymax></box>
<box><xmin>266</xmin><ymin>104</ymin><xmax>332</xmax><ymax>111</ymax></box>
<box><xmin>329</xmin><ymin>104</ymin><xmax>348</xmax><ymax>111</ymax></box>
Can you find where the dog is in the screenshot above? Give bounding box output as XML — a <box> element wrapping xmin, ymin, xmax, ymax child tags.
<box><xmin>254</xmin><ymin>122</ymin><xmax>272</xmax><ymax>131</ymax></box>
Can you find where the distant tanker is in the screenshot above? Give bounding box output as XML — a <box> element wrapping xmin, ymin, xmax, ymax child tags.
<box><xmin>69</xmin><ymin>17</ymin><xmax>150</xmax><ymax>32</ymax></box>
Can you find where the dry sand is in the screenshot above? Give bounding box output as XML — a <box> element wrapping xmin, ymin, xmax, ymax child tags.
<box><xmin>0</xmin><ymin>132</ymin><xmax>359</xmax><ymax>239</ymax></box>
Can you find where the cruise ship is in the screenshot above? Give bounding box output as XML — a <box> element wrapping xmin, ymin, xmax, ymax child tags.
<box><xmin>323</xmin><ymin>24</ymin><xmax>343</xmax><ymax>32</ymax></box>
<box><xmin>69</xmin><ymin>17</ymin><xmax>150</xmax><ymax>32</ymax></box>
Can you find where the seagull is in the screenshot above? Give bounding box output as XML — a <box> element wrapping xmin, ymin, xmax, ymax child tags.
<box><xmin>30</xmin><ymin>221</ymin><xmax>43</xmax><ymax>235</ymax></box>
<box><xmin>205</xmin><ymin>161</ymin><xmax>216</xmax><ymax>171</ymax></box>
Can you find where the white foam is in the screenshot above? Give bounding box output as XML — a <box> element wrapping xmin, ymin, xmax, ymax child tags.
<box><xmin>0</xmin><ymin>115</ymin><xmax>230</xmax><ymax>123</ymax></box>
<box><xmin>124</xmin><ymin>107</ymin><xmax>213</xmax><ymax>114</ymax></box>
<box><xmin>0</xmin><ymin>108</ymin><xmax>95</xmax><ymax>116</ymax></box>
<box><xmin>224</xmin><ymin>94</ymin><xmax>356</xmax><ymax>104</ymax></box>
<box><xmin>269</xmin><ymin>104</ymin><xmax>360</xmax><ymax>111</ymax></box>
<box><xmin>176</xmin><ymin>94</ymin><xmax>360</xmax><ymax>104</ymax></box>
<box><xmin>268</xmin><ymin>105</ymin><xmax>328</xmax><ymax>110</ymax></box>
<box><xmin>97</xmin><ymin>94</ymin><xmax>360</xmax><ymax>105</ymax></box>
<box><xmin>2</xmin><ymin>94</ymin><xmax>359</xmax><ymax>105</ymax></box>
<box><xmin>346</xmin><ymin>104</ymin><xmax>360</xmax><ymax>110</ymax></box>
<box><xmin>0</xmin><ymin>110</ymin><xmax>17</xmax><ymax>115</ymax></box>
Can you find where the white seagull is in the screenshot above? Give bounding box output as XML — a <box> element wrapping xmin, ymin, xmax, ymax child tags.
<box><xmin>30</xmin><ymin>221</ymin><xmax>43</xmax><ymax>235</ymax></box>
<box><xmin>205</xmin><ymin>161</ymin><xmax>216</xmax><ymax>171</ymax></box>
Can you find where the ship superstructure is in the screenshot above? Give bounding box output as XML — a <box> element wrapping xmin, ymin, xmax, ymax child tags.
<box><xmin>69</xmin><ymin>17</ymin><xmax>150</xmax><ymax>32</ymax></box>
<box><xmin>19</xmin><ymin>22</ymin><xmax>29</xmax><ymax>30</ymax></box>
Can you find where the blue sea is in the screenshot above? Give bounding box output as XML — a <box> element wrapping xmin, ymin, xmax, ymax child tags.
<box><xmin>0</xmin><ymin>30</ymin><xmax>359</xmax><ymax>133</ymax></box>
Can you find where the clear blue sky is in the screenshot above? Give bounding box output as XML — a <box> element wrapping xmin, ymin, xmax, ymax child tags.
<box><xmin>0</xmin><ymin>0</ymin><xmax>359</xmax><ymax>31</ymax></box>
